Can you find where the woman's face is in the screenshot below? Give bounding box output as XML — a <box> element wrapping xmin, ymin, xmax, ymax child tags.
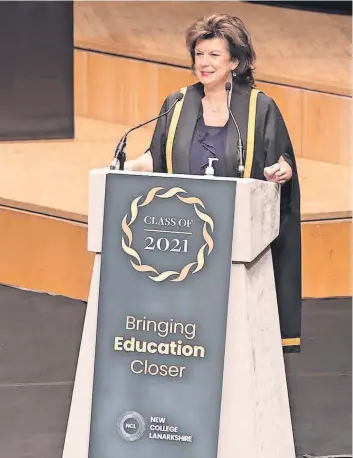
<box><xmin>194</xmin><ymin>37</ymin><xmax>237</xmax><ymax>89</ymax></box>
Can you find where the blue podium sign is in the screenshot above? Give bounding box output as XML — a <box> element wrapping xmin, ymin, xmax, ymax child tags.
<box><xmin>88</xmin><ymin>173</ymin><xmax>236</xmax><ymax>458</ymax></box>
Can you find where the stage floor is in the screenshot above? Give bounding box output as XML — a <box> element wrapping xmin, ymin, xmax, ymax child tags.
<box><xmin>0</xmin><ymin>284</ymin><xmax>350</xmax><ymax>457</ymax></box>
<box><xmin>0</xmin><ymin>117</ymin><xmax>351</xmax><ymax>222</ymax></box>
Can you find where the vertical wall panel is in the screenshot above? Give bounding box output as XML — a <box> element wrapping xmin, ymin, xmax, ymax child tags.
<box><xmin>302</xmin><ymin>91</ymin><xmax>352</xmax><ymax>166</ymax></box>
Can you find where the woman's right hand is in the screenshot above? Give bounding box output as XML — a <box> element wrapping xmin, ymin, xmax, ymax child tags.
<box><xmin>123</xmin><ymin>159</ymin><xmax>135</xmax><ymax>171</ymax></box>
<box><xmin>123</xmin><ymin>152</ymin><xmax>153</xmax><ymax>172</ymax></box>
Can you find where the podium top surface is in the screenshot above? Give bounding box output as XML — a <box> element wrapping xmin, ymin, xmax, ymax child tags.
<box><xmin>94</xmin><ymin>167</ymin><xmax>257</xmax><ymax>185</ymax></box>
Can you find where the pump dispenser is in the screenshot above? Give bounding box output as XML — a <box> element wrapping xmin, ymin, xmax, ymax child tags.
<box><xmin>205</xmin><ymin>158</ymin><xmax>219</xmax><ymax>176</ymax></box>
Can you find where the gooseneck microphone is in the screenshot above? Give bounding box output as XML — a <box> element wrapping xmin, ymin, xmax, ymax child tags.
<box><xmin>110</xmin><ymin>93</ymin><xmax>184</xmax><ymax>170</ymax></box>
<box><xmin>225</xmin><ymin>82</ymin><xmax>244</xmax><ymax>178</ymax></box>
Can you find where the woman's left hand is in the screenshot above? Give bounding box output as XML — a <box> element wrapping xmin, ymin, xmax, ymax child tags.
<box><xmin>264</xmin><ymin>157</ymin><xmax>292</xmax><ymax>185</ymax></box>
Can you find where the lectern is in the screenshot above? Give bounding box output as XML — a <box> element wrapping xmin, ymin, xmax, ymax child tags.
<box><xmin>63</xmin><ymin>169</ymin><xmax>295</xmax><ymax>458</ymax></box>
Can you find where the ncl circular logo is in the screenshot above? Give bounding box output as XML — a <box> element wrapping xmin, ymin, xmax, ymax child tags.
<box><xmin>117</xmin><ymin>411</ymin><xmax>146</xmax><ymax>442</ymax></box>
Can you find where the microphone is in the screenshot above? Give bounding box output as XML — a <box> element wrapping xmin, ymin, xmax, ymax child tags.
<box><xmin>110</xmin><ymin>93</ymin><xmax>184</xmax><ymax>170</ymax></box>
<box><xmin>225</xmin><ymin>82</ymin><xmax>244</xmax><ymax>178</ymax></box>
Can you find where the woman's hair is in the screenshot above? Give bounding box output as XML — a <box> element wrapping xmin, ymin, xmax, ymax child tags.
<box><xmin>185</xmin><ymin>14</ymin><xmax>256</xmax><ymax>87</ymax></box>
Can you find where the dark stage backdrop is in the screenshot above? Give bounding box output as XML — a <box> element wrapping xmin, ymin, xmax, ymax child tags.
<box><xmin>0</xmin><ymin>1</ymin><xmax>74</xmax><ymax>141</ymax></box>
<box><xmin>250</xmin><ymin>1</ymin><xmax>352</xmax><ymax>15</ymax></box>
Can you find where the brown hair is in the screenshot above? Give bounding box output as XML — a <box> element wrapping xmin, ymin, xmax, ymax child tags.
<box><xmin>185</xmin><ymin>14</ymin><xmax>256</xmax><ymax>87</ymax></box>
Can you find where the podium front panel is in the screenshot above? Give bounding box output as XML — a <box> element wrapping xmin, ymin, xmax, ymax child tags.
<box><xmin>88</xmin><ymin>172</ymin><xmax>236</xmax><ymax>458</ymax></box>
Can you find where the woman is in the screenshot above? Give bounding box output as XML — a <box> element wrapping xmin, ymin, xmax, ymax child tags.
<box><xmin>126</xmin><ymin>14</ymin><xmax>301</xmax><ymax>352</ymax></box>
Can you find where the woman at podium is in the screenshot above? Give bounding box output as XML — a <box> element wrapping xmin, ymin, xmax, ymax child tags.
<box><xmin>125</xmin><ymin>14</ymin><xmax>301</xmax><ymax>352</ymax></box>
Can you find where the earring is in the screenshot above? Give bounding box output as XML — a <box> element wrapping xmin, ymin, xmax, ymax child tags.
<box><xmin>232</xmin><ymin>70</ymin><xmax>237</xmax><ymax>77</ymax></box>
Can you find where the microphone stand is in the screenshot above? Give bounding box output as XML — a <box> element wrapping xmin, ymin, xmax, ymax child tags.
<box><xmin>225</xmin><ymin>82</ymin><xmax>244</xmax><ymax>178</ymax></box>
<box><xmin>110</xmin><ymin>135</ymin><xmax>128</xmax><ymax>171</ymax></box>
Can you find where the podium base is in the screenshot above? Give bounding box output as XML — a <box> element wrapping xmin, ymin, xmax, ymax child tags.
<box><xmin>63</xmin><ymin>248</ymin><xmax>296</xmax><ymax>458</ymax></box>
<box><xmin>217</xmin><ymin>247</ymin><xmax>296</xmax><ymax>457</ymax></box>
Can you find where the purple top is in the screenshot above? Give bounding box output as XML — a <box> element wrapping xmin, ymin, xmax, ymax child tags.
<box><xmin>189</xmin><ymin>114</ymin><xmax>228</xmax><ymax>176</ymax></box>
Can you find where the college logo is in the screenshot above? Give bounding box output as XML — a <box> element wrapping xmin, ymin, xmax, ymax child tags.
<box><xmin>121</xmin><ymin>187</ymin><xmax>214</xmax><ymax>282</ymax></box>
<box><xmin>117</xmin><ymin>411</ymin><xmax>146</xmax><ymax>442</ymax></box>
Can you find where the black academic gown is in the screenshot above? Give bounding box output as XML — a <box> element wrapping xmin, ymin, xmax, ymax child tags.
<box><xmin>149</xmin><ymin>82</ymin><xmax>302</xmax><ymax>353</ymax></box>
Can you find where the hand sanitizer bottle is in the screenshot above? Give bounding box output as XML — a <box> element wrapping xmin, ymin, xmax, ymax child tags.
<box><xmin>205</xmin><ymin>157</ymin><xmax>219</xmax><ymax>177</ymax></box>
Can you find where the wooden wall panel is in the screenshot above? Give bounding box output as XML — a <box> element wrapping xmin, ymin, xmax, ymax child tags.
<box><xmin>302</xmin><ymin>91</ymin><xmax>352</xmax><ymax>166</ymax></box>
<box><xmin>0</xmin><ymin>207</ymin><xmax>93</xmax><ymax>301</ymax></box>
<box><xmin>302</xmin><ymin>219</ymin><xmax>352</xmax><ymax>298</ymax></box>
<box><xmin>0</xmin><ymin>206</ymin><xmax>351</xmax><ymax>302</ymax></box>
<box><xmin>84</xmin><ymin>52</ymin><xmax>155</xmax><ymax>125</ymax></box>
<box><xmin>156</xmin><ymin>65</ymin><xmax>197</xmax><ymax>108</ymax></box>
<box><xmin>82</xmin><ymin>51</ymin><xmax>198</xmax><ymax>124</ymax></box>
<box><xmin>257</xmin><ymin>82</ymin><xmax>302</xmax><ymax>157</ymax></box>
<box><xmin>74</xmin><ymin>49</ymin><xmax>196</xmax><ymax>124</ymax></box>
<box><xmin>74</xmin><ymin>49</ymin><xmax>86</xmax><ymax>116</ymax></box>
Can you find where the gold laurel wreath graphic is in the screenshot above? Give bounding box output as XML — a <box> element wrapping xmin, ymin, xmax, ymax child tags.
<box><xmin>121</xmin><ymin>187</ymin><xmax>214</xmax><ymax>282</ymax></box>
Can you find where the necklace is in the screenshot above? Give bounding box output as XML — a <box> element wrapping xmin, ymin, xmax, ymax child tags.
<box><xmin>205</xmin><ymin>96</ymin><xmax>229</xmax><ymax>113</ymax></box>
<box><xmin>206</xmin><ymin>98</ymin><xmax>220</xmax><ymax>113</ymax></box>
